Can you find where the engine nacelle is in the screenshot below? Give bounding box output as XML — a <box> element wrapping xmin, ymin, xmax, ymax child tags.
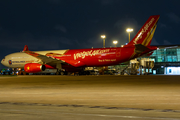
<box><xmin>24</xmin><ymin>63</ymin><xmax>46</xmax><ymax>73</ymax></box>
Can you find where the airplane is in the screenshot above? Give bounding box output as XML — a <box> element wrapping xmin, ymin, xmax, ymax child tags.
<box><xmin>1</xmin><ymin>15</ymin><xmax>160</xmax><ymax>75</ymax></box>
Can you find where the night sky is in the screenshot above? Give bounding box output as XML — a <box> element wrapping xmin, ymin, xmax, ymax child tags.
<box><xmin>1</xmin><ymin>0</ymin><xmax>180</xmax><ymax>69</ymax></box>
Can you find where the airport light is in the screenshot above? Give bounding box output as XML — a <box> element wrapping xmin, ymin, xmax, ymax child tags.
<box><xmin>101</xmin><ymin>35</ymin><xmax>106</xmax><ymax>48</ymax></box>
<box><xmin>126</xmin><ymin>28</ymin><xmax>133</xmax><ymax>42</ymax></box>
<box><xmin>113</xmin><ymin>40</ymin><xmax>118</xmax><ymax>47</ymax></box>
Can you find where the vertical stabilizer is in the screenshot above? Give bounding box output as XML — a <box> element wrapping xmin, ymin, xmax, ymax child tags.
<box><xmin>126</xmin><ymin>15</ymin><xmax>160</xmax><ymax>47</ymax></box>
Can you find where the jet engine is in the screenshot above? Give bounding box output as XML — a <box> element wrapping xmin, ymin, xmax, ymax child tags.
<box><xmin>24</xmin><ymin>63</ymin><xmax>46</xmax><ymax>73</ymax></box>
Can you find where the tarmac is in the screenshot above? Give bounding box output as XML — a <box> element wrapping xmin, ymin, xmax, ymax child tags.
<box><xmin>0</xmin><ymin>75</ymin><xmax>180</xmax><ymax>120</ymax></box>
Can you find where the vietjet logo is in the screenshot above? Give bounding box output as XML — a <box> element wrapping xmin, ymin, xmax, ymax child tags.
<box><xmin>73</xmin><ymin>49</ymin><xmax>110</xmax><ymax>60</ymax></box>
<box><xmin>133</xmin><ymin>18</ymin><xmax>155</xmax><ymax>45</ymax></box>
<box><xmin>8</xmin><ymin>60</ymin><xmax>12</xmax><ymax>65</ymax></box>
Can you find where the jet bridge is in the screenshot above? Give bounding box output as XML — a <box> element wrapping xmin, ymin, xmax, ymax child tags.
<box><xmin>120</xmin><ymin>58</ymin><xmax>154</xmax><ymax>75</ymax></box>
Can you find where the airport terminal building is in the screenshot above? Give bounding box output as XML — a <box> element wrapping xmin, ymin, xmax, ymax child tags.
<box><xmin>147</xmin><ymin>47</ymin><xmax>180</xmax><ymax>75</ymax></box>
<box><xmin>115</xmin><ymin>46</ymin><xmax>180</xmax><ymax>75</ymax></box>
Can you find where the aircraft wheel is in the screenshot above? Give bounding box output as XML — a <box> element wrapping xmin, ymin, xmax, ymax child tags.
<box><xmin>56</xmin><ymin>70</ymin><xmax>61</xmax><ymax>75</ymax></box>
<box><xmin>60</xmin><ymin>71</ymin><xmax>64</xmax><ymax>75</ymax></box>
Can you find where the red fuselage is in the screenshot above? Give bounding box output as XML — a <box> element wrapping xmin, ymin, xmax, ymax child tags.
<box><xmin>48</xmin><ymin>46</ymin><xmax>157</xmax><ymax>67</ymax></box>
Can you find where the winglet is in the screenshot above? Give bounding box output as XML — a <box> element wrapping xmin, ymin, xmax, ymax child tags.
<box><xmin>23</xmin><ymin>45</ymin><xmax>29</xmax><ymax>51</ymax></box>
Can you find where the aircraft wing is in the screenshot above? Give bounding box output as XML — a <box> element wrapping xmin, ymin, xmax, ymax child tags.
<box><xmin>23</xmin><ymin>45</ymin><xmax>64</xmax><ymax>64</ymax></box>
<box><xmin>22</xmin><ymin>45</ymin><xmax>86</xmax><ymax>67</ymax></box>
<box><xmin>23</xmin><ymin>50</ymin><xmax>64</xmax><ymax>64</ymax></box>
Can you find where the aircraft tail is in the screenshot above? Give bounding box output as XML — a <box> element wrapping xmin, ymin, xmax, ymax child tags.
<box><xmin>126</xmin><ymin>15</ymin><xmax>160</xmax><ymax>47</ymax></box>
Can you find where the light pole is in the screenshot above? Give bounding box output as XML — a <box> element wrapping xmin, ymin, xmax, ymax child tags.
<box><xmin>113</xmin><ymin>40</ymin><xmax>118</xmax><ymax>47</ymax></box>
<box><xmin>101</xmin><ymin>35</ymin><xmax>106</xmax><ymax>48</ymax></box>
<box><xmin>126</xmin><ymin>28</ymin><xmax>133</xmax><ymax>43</ymax></box>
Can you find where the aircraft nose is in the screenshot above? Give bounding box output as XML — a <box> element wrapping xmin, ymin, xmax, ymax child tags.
<box><xmin>1</xmin><ymin>59</ymin><xmax>3</xmax><ymax>64</ymax></box>
<box><xmin>1</xmin><ymin>59</ymin><xmax>5</xmax><ymax>66</ymax></box>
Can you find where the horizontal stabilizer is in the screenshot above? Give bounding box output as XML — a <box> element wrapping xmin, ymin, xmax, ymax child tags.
<box><xmin>135</xmin><ymin>44</ymin><xmax>150</xmax><ymax>54</ymax></box>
